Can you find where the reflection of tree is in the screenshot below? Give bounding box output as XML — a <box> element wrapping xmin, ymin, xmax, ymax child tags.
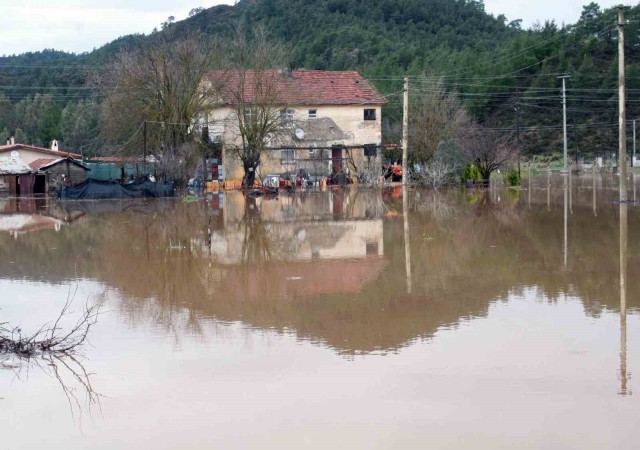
<box><xmin>412</xmin><ymin>189</ymin><xmax>460</xmax><ymax>228</ymax></box>
<box><xmin>4</xmin><ymin>352</ymin><xmax>101</xmax><ymax>425</ymax></box>
<box><xmin>2</xmin><ymin>292</ymin><xmax>101</xmax><ymax>423</ymax></box>
<box><xmin>239</xmin><ymin>195</ymin><xmax>272</xmax><ymax>264</ymax></box>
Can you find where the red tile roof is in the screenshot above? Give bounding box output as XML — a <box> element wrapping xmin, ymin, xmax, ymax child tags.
<box><xmin>209</xmin><ymin>69</ymin><xmax>387</xmax><ymax>106</ymax></box>
<box><xmin>0</xmin><ymin>144</ymin><xmax>81</xmax><ymax>159</ymax></box>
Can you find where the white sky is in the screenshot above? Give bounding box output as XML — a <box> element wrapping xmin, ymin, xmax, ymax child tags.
<box><xmin>484</xmin><ymin>0</ymin><xmax>625</xmax><ymax>27</ymax></box>
<box><xmin>0</xmin><ymin>0</ymin><xmax>629</xmax><ymax>56</ymax></box>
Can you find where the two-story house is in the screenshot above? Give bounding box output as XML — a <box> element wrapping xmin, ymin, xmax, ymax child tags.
<box><xmin>206</xmin><ymin>69</ymin><xmax>387</xmax><ymax>182</ymax></box>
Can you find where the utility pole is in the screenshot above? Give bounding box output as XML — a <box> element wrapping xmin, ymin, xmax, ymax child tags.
<box><xmin>143</xmin><ymin>120</ymin><xmax>147</xmax><ymax>175</ymax></box>
<box><xmin>618</xmin><ymin>5</ymin><xmax>628</xmax><ymax>201</ymax></box>
<box><xmin>515</xmin><ymin>86</ymin><xmax>521</xmax><ymax>177</ymax></box>
<box><xmin>401</xmin><ymin>77</ymin><xmax>411</xmax><ymax>292</ymax></box>
<box><xmin>402</xmin><ymin>76</ymin><xmax>409</xmax><ymax>185</ymax></box>
<box><xmin>573</xmin><ymin>115</ymin><xmax>579</xmax><ymax>167</ymax></box>
<box><xmin>558</xmin><ymin>75</ymin><xmax>570</xmax><ymax>173</ymax></box>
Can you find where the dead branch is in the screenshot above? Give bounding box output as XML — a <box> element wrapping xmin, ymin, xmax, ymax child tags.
<box><xmin>0</xmin><ymin>300</ymin><xmax>99</xmax><ymax>358</ymax></box>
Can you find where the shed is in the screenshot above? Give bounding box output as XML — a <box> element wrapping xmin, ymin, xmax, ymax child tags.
<box><xmin>0</xmin><ymin>157</ymin><xmax>36</xmax><ymax>196</ymax></box>
<box><xmin>29</xmin><ymin>157</ymin><xmax>90</xmax><ymax>192</ymax></box>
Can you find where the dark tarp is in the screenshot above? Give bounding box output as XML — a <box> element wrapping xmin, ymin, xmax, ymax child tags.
<box><xmin>57</xmin><ymin>179</ymin><xmax>175</xmax><ymax>200</ymax></box>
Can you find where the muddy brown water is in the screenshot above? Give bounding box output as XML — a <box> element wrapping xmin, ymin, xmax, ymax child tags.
<box><xmin>1</xmin><ymin>174</ymin><xmax>640</xmax><ymax>449</ymax></box>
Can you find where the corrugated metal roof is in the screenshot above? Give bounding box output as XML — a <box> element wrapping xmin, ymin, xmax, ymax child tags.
<box><xmin>0</xmin><ymin>157</ymin><xmax>33</xmax><ymax>175</ymax></box>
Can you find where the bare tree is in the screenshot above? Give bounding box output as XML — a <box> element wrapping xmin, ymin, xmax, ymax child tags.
<box><xmin>409</xmin><ymin>76</ymin><xmax>471</xmax><ymax>163</ymax></box>
<box><xmin>98</xmin><ymin>32</ymin><xmax>223</xmax><ymax>181</ymax></box>
<box><xmin>459</xmin><ymin>122</ymin><xmax>518</xmax><ymax>183</ymax></box>
<box><xmin>222</xmin><ymin>26</ymin><xmax>291</xmax><ymax>189</ymax></box>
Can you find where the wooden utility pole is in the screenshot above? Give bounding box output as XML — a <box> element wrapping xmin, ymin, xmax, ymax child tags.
<box><xmin>402</xmin><ymin>77</ymin><xmax>409</xmax><ymax>185</ymax></box>
<box><xmin>143</xmin><ymin>120</ymin><xmax>148</xmax><ymax>176</ymax></box>
<box><xmin>558</xmin><ymin>75</ymin><xmax>570</xmax><ymax>173</ymax></box>
<box><xmin>618</xmin><ymin>5</ymin><xmax>628</xmax><ymax>201</ymax></box>
<box><xmin>515</xmin><ymin>87</ymin><xmax>521</xmax><ymax>177</ymax></box>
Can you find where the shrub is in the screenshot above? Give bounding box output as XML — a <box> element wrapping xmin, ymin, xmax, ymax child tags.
<box><xmin>461</xmin><ymin>163</ymin><xmax>482</xmax><ymax>183</ymax></box>
<box><xmin>504</xmin><ymin>167</ymin><xmax>521</xmax><ymax>186</ymax></box>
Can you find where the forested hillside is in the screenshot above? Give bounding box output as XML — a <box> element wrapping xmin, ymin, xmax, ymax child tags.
<box><xmin>0</xmin><ymin>0</ymin><xmax>638</xmax><ymax>158</ymax></box>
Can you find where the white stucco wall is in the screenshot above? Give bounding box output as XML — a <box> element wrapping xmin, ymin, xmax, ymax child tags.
<box><xmin>0</xmin><ymin>148</ymin><xmax>78</xmax><ymax>165</ymax></box>
<box><xmin>208</xmin><ymin>104</ymin><xmax>382</xmax><ymax>180</ymax></box>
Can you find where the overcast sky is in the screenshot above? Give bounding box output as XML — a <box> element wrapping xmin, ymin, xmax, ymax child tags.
<box><xmin>0</xmin><ymin>0</ymin><xmax>628</xmax><ymax>56</ymax></box>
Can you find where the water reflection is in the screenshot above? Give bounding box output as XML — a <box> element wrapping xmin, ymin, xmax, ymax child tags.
<box><xmin>0</xmin><ymin>197</ymin><xmax>84</xmax><ymax>237</ymax></box>
<box><xmin>0</xmin><ymin>179</ymin><xmax>638</xmax><ymax>357</ymax></box>
<box><xmin>564</xmin><ymin>174</ymin><xmax>568</xmax><ymax>270</ymax></box>
<box><xmin>402</xmin><ymin>184</ymin><xmax>412</xmax><ymax>294</ymax></box>
<box><xmin>620</xmin><ymin>202</ymin><xmax>629</xmax><ymax>396</ymax></box>
<box><xmin>3</xmin><ymin>176</ymin><xmax>640</xmax><ymax>448</ymax></box>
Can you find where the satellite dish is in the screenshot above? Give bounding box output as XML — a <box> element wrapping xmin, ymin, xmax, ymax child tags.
<box><xmin>295</xmin><ymin>128</ymin><xmax>305</xmax><ymax>140</ymax></box>
<box><xmin>10</xmin><ymin>151</ymin><xmax>19</xmax><ymax>157</ymax></box>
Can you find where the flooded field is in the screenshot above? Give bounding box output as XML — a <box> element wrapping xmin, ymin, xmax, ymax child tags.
<box><xmin>2</xmin><ymin>174</ymin><xmax>640</xmax><ymax>449</ymax></box>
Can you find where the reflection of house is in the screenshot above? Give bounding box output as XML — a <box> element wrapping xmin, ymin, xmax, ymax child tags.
<box><xmin>210</xmin><ymin>220</ymin><xmax>384</xmax><ymax>265</ymax></box>
<box><xmin>197</xmin><ymin>191</ymin><xmax>385</xmax><ymax>265</ymax></box>
<box><xmin>0</xmin><ymin>197</ymin><xmax>85</xmax><ymax>237</ymax></box>
<box><xmin>0</xmin><ymin>214</ymin><xmax>64</xmax><ymax>237</ymax></box>
<box><xmin>207</xmin><ymin>70</ymin><xmax>386</xmax><ymax>180</ymax></box>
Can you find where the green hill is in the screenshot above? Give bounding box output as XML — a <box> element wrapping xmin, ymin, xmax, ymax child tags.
<box><xmin>0</xmin><ymin>0</ymin><xmax>638</xmax><ymax>157</ymax></box>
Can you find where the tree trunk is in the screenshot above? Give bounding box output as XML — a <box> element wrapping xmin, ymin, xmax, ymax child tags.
<box><xmin>477</xmin><ymin>161</ymin><xmax>491</xmax><ymax>187</ymax></box>
<box><xmin>243</xmin><ymin>151</ymin><xmax>260</xmax><ymax>189</ymax></box>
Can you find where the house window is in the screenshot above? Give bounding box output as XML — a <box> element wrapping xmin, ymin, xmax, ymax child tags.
<box><xmin>364</xmin><ymin>108</ymin><xmax>376</xmax><ymax>121</ymax></box>
<box><xmin>366</xmin><ymin>241</ymin><xmax>379</xmax><ymax>255</ymax></box>
<box><xmin>243</xmin><ymin>108</ymin><xmax>258</xmax><ymax>125</ymax></box>
<box><xmin>308</xmin><ymin>109</ymin><xmax>317</xmax><ymax>118</ymax></box>
<box><xmin>364</xmin><ymin>144</ymin><xmax>377</xmax><ymax>157</ymax></box>
<box><xmin>308</xmin><ymin>147</ymin><xmax>317</xmax><ymax>158</ymax></box>
<box><xmin>281</xmin><ymin>149</ymin><xmax>295</xmax><ymax>163</ymax></box>
<box><xmin>281</xmin><ymin>109</ymin><xmax>294</xmax><ymax>122</ymax></box>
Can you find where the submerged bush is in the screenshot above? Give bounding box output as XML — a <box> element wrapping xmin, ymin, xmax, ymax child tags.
<box><xmin>504</xmin><ymin>167</ymin><xmax>521</xmax><ymax>186</ymax></box>
<box><xmin>461</xmin><ymin>163</ymin><xmax>482</xmax><ymax>183</ymax></box>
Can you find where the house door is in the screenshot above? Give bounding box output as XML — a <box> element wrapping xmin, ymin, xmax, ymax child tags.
<box><xmin>18</xmin><ymin>174</ymin><xmax>35</xmax><ymax>196</ymax></box>
<box><xmin>33</xmin><ymin>175</ymin><xmax>46</xmax><ymax>194</ymax></box>
<box><xmin>331</xmin><ymin>145</ymin><xmax>342</xmax><ymax>174</ymax></box>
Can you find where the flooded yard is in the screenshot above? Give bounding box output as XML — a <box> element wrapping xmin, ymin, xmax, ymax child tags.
<box><xmin>2</xmin><ymin>174</ymin><xmax>640</xmax><ymax>449</ymax></box>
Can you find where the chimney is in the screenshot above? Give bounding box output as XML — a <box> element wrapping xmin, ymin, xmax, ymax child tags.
<box><xmin>10</xmin><ymin>136</ymin><xmax>15</xmax><ymax>145</ymax></box>
<box><xmin>51</xmin><ymin>139</ymin><xmax>59</xmax><ymax>152</ymax></box>
<box><xmin>6</xmin><ymin>138</ymin><xmax>9</xmax><ymax>145</ymax></box>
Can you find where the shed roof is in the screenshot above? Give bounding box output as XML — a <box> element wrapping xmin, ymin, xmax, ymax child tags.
<box><xmin>209</xmin><ymin>69</ymin><xmax>387</xmax><ymax>106</ymax></box>
<box><xmin>28</xmin><ymin>158</ymin><xmax>56</xmax><ymax>170</ymax></box>
<box><xmin>0</xmin><ymin>156</ymin><xmax>33</xmax><ymax>175</ymax></box>
<box><xmin>29</xmin><ymin>157</ymin><xmax>91</xmax><ymax>172</ymax></box>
